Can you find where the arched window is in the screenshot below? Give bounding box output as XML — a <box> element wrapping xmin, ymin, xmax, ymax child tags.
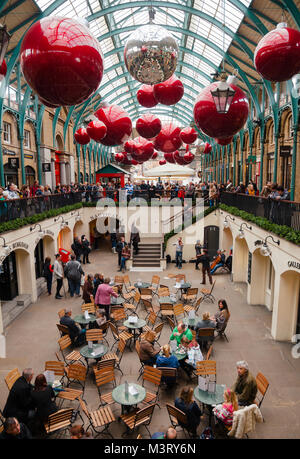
<box><xmin>25</xmin><ymin>165</ymin><xmax>36</xmax><ymax>187</ymax></box>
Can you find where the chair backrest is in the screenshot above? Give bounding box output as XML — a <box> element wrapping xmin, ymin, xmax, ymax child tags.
<box><xmin>109</xmin><ymin>321</ymin><xmax>119</xmax><ymax>338</ymax></box>
<box><xmin>135</xmin><ymin>403</ymin><xmax>156</xmax><ymax>426</ymax></box>
<box><xmin>140</xmin><ymin>288</ymin><xmax>152</xmax><ymax>296</ymax></box>
<box><xmin>143</xmin><ymin>365</ymin><xmax>162</xmax><ymax>387</ymax></box>
<box><xmin>114</xmin><ymin>275</ymin><xmax>124</xmax><ymax>284</ymax></box>
<box><xmin>194</xmin><ymin>296</ymin><xmax>203</xmax><ymax>311</ymax></box>
<box><xmin>95</xmin><ymin>358</ymin><xmax>116</xmax><ymax>372</ymax></box>
<box><xmin>117</xmin><ymin>338</ymin><xmax>126</xmax><ymax>356</ymax></box>
<box><xmin>167</xmin><ymin>316</ymin><xmax>175</xmax><ymax>330</ymax></box>
<box><xmin>196</xmin><ymin>360</ymin><xmax>216</xmax><ymax>377</ymax></box>
<box><xmin>173</xmin><ymin>303</ymin><xmax>184</xmax><ymax>317</ymax></box>
<box><xmin>45</xmin><ymin>408</ymin><xmax>73</xmax><ymax>432</ymax></box>
<box><xmin>142</xmin><ymin>299</ymin><xmax>153</xmax><ymax>312</ymax></box>
<box><xmin>58</xmin><ymin>335</ymin><xmax>72</xmax><ymax>352</ymax></box>
<box><xmin>111</xmin><ymin>308</ymin><xmax>126</xmax><ymax>322</ymax></box>
<box><xmin>94</xmin><ymin>367</ymin><xmax>116</xmax><ymax>388</ymax></box>
<box><xmin>147</xmin><ymin>311</ymin><xmax>157</xmax><ymax>326</ymax></box>
<box><xmin>45</xmin><ymin>361</ymin><xmax>65</xmax><ymax>376</ymax></box>
<box><xmin>151</xmin><ymin>275</ymin><xmax>160</xmax><ymax>285</ymax></box>
<box><xmin>67</xmin><ymin>363</ymin><xmax>87</xmax><ymax>381</ymax></box>
<box><xmin>197</xmin><ymin>327</ymin><xmax>215</xmax><ymax>338</ymax></box>
<box><xmin>81</xmin><ymin>303</ymin><xmax>95</xmax><ymax>314</ymax></box>
<box><xmin>256</xmin><ymin>372</ymin><xmax>269</xmax><ymax>406</ymax></box>
<box><xmin>166</xmin><ymin>403</ymin><xmax>187</xmax><ymax>427</ymax></box>
<box><xmin>135</xmin><ymin>340</ymin><xmax>143</xmax><ymax>361</ymax></box>
<box><xmin>86</xmin><ymin>329</ymin><xmax>103</xmax><ymax>342</ymax></box>
<box><xmin>158</xmin><ymin>287</ymin><xmax>170</xmax><ymax>297</ymax></box>
<box><xmin>175</xmin><ymin>274</ymin><xmax>186</xmax><ymax>282</ymax></box>
<box><xmin>134</xmin><ymin>291</ymin><xmax>141</xmax><ymax>303</ymax></box>
<box><xmin>157</xmin><ymin>367</ymin><xmax>177</xmax><ymax>379</ymax></box>
<box><xmin>153</xmin><ymin>322</ymin><xmax>164</xmax><ymax>336</ymax></box>
<box><xmin>79</xmin><ymin>398</ymin><xmax>90</xmax><ymax>418</ymax></box>
<box><xmin>206</xmin><ymin>345</ymin><xmax>213</xmax><ymax>360</ymax></box>
<box><xmin>56</xmin><ymin>323</ymin><xmax>69</xmax><ymax>336</ymax></box>
<box><xmin>123</xmin><ymin>274</ymin><xmax>131</xmax><ymax>285</ymax></box>
<box><xmin>187</xmin><ymin>288</ymin><xmax>198</xmax><ymax>296</ymax></box>
<box><xmin>160</xmin><ymin>303</ymin><xmax>173</xmax><ymax>312</ymax></box>
<box><xmin>5</xmin><ymin>368</ymin><xmax>21</xmax><ymax>391</ymax></box>
<box><xmin>98</xmin><ymin>321</ymin><xmax>110</xmax><ymax>334</ymax></box>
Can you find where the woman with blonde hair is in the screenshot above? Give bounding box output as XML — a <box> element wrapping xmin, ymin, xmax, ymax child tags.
<box><xmin>156</xmin><ymin>344</ymin><xmax>179</xmax><ymax>387</ymax></box>
<box><xmin>175</xmin><ymin>386</ymin><xmax>202</xmax><ymax>436</ymax></box>
<box><xmin>139</xmin><ymin>330</ymin><xmax>160</xmax><ymax>366</ymax></box>
<box><xmin>213</xmin><ymin>388</ymin><xmax>238</xmax><ymax>426</ymax></box>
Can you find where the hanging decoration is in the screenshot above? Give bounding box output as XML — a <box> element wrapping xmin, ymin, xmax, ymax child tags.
<box><xmin>115</xmin><ymin>152</ymin><xmax>125</xmax><ymax>163</ymax></box>
<box><xmin>86</xmin><ymin>120</ymin><xmax>107</xmax><ymax>142</ymax></box>
<box><xmin>74</xmin><ymin>127</ymin><xmax>90</xmax><ymax>145</ymax></box>
<box><xmin>159</xmin><ymin>159</ymin><xmax>167</xmax><ymax>165</ymax></box>
<box><xmin>180</xmin><ymin>127</ymin><xmax>198</xmax><ymax>144</ymax></box>
<box><xmin>128</xmin><ymin>137</ymin><xmax>154</xmax><ymax>163</ymax></box>
<box><xmin>0</xmin><ymin>58</ymin><xmax>7</xmax><ymax>80</ymax></box>
<box><xmin>193</xmin><ymin>78</ymin><xmax>249</xmax><ymax>139</ymax></box>
<box><xmin>254</xmin><ymin>22</ymin><xmax>300</xmax><ymax>82</ymax></box>
<box><xmin>117</xmin><ymin>151</ymin><xmax>132</xmax><ymax>165</ymax></box>
<box><xmin>183</xmin><ymin>151</ymin><xmax>195</xmax><ymax>164</ymax></box>
<box><xmin>151</xmin><ymin>152</ymin><xmax>158</xmax><ymax>160</ymax></box>
<box><xmin>124</xmin><ymin>8</ymin><xmax>178</xmax><ymax>85</ymax></box>
<box><xmin>136</xmin><ymin>113</ymin><xmax>162</xmax><ymax>139</ymax></box>
<box><xmin>203</xmin><ymin>142</ymin><xmax>212</xmax><ymax>154</ymax></box>
<box><xmin>215</xmin><ymin>136</ymin><xmax>233</xmax><ymax>146</ymax></box>
<box><xmin>20</xmin><ymin>17</ymin><xmax>104</xmax><ymax>107</ymax></box>
<box><xmin>94</xmin><ymin>105</ymin><xmax>132</xmax><ymax>146</ymax></box>
<box><xmin>136</xmin><ymin>85</ymin><xmax>158</xmax><ymax>107</ymax></box>
<box><xmin>38</xmin><ymin>97</ymin><xmax>60</xmax><ymax>108</ymax></box>
<box><xmin>164</xmin><ymin>152</ymin><xmax>176</xmax><ymax>164</ymax></box>
<box><xmin>154</xmin><ymin>122</ymin><xmax>182</xmax><ymax>153</ymax></box>
<box><xmin>153</xmin><ymin>75</ymin><xmax>184</xmax><ymax>106</ymax></box>
<box><xmin>174</xmin><ymin>150</ymin><xmax>187</xmax><ymax>165</ymax></box>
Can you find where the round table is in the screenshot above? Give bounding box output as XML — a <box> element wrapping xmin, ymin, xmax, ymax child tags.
<box><xmin>171</xmin><ymin>348</ymin><xmax>187</xmax><ymax>361</ymax></box>
<box><xmin>194</xmin><ymin>384</ymin><xmax>225</xmax><ymax>426</ymax></box>
<box><xmin>159</xmin><ymin>296</ymin><xmax>177</xmax><ymax>304</ymax></box>
<box><xmin>112</xmin><ymin>383</ymin><xmax>146</xmax><ymax>416</ymax></box>
<box><xmin>183</xmin><ymin>317</ymin><xmax>200</xmax><ymax>329</ymax></box>
<box><xmin>80</xmin><ymin>343</ymin><xmax>108</xmax><ymax>369</ymax></box>
<box><xmin>74</xmin><ymin>314</ymin><xmax>96</xmax><ymax>328</ymax></box>
<box><xmin>123</xmin><ymin>318</ymin><xmax>146</xmax><ymax>344</ymax></box>
<box><xmin>174</xmin><ymin>282</ymin><xmax>191</xmax><ymax>300</ymax></box>
<box><xmin>110</xmin><ymin>297</ymin><xmax>125</xmax><ymax>306</ymax></box>
<box><xmin>134</xmin><ymin>282</ymin><xmax>151</xmax><ymax>290</ymax></box>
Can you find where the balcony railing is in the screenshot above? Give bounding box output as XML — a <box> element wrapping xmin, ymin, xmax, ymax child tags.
<box><xmin>220</xmin><ymin>191</ymin><xmax>300</xmax><ymax>232</ymax></box>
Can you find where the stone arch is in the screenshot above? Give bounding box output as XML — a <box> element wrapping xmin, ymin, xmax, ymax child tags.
<box><xmin>57</xmin><ymin>226</ymin><xmax>72</xmax><ymax>252</ymax></box>
<box><xmin>232</xmin><ymin>235</ymin><xmax>249</xmax><ymax>283</ymax></box>
<box><xmin>13</xmin><ymin>248</ymin><xmax>33</xmax><ymax>297</ymax></box>
<box><xmin>73</xmin><ymin>220</ymin><xmax>85</xmax><ymax>240</ymax></box>
<box><xmin>55</xmin><ymin>134</ymin><xmax>64</xmax><ymax>152</ymax></box>
<box><xmin>247</xmin><ymin>248</ymin><xmax>275</xmax><ymax>310</ymax></box>
<box><xmin>222</xmin><ymin>226</ymin><xmax>233</xmax><ymax>255</ymax></box>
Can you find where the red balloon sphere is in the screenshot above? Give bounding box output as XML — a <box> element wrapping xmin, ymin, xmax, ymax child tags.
<box><xmin>115</xmin><ymin>153</ymin><xmax>125</xmax><ymax>163</ymax></box>
<box><xmin>95</xmin><ymin>105</ymin><xmax>132</xmax><ymax>146</ymax></box>
<box><xmin>164</xmin><ymin>152</ymin><xmax>176</xmax><ymax>164</ymax></box>
<box><xmin>151</xmin><ymin>152</ymin><xmax>158</xmax><ymax>160</ymax></box>
<box><xmin>86</xmin><ymin>120</ymin><xmax>107</xmax><ymax>142</ymax></box>
<box><xmin>215</xmin><ymin>136</ymin><xmax>233</xmax><ymax>146</ymax></box>
<box><xmin>39</xmin><ymin>97</ymin><xmax>60</xmax><ymax>108</ymax></box>
<box><xmin>180</xmin><ymin>127</ymin><xmax>198</xmax><ymax>144</ymax></box>
<box><xmin>0</xmin><ymin>59</ymin><xmax>7</xmax><ymax>78</ymax></box>
<box><xmin>153</xmin><ymin>75</ymin><xmax>184</xmax><ymax>106</ymax></box>
<box><xmin>131</xmin><ymin>137</ymin><xmax>154</xmax><ymax>163</ymax></box>
<box><xmin>183</xmin><ymin>152</ymin><xmax>195</xmax><ymax>164</ymax></box>
<box><xmin>194</xmin><ymin>82</ymin><xmax>249</xmax><ymax>139</ymax></box>
<box><xmin>136</xmin><ymin>114</ymin><xmax>162</xmax><ymax>139</ymax></box>
<box><xmin>131</xmin><ymin>159</ymin><xmax>139</xmax><ymax>165</ymax></box>
<box><xmin>119</xmin><ymin>152</ymin><xmax>132</xmax><ymax>165</ymax></box>
<box><xmin>203</xmin><ymin>142</ymin><xmax>212</xmax><ymax>154</ymax></box>
<box><xmin>254</xmin><ymin>24</ymin><xmax>300</xmax><ymax>82</ymax></box>
<box><xmin>74</xmin><ymin>128</ymin><xmax>90</xmax><ymax>145</ymax></box>
<box><xmin>154</xmin><ymin>122</ymin><xmax>182</xmax><ymax>153</ymax></box>
<box><xmin>159</xmin><ymin>160</ymin><xmax>166</xmax><ymax>166</ymax></box>
<box><xmin>136</xmin><ymin>85</ymin><xmax>158</xmax><ymax>108</ymax></box>
<box><xmin>174</xmin><ymin>150</ymin><xmax>187</xmax><ymax>165</ymax></box>
<box><xmin>20</xmin><ymin>17</ymin><xmax>104</xmax><ymax>106</ymax></box>
<box><xmin>124</xmin><ymin>139</ymin><xmax>137</xmax><ymax>154</ymax></box>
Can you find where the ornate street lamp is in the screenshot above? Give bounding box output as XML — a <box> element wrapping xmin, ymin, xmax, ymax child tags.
<box><xmin>210</xmin><ymin>71</ymin><xmax>236</xmax><ymax>114</ymax></box>
<box><xmin>0</xmin><ymin>24</ymin><xmax>11</xmax><ymax>66</ymax></box>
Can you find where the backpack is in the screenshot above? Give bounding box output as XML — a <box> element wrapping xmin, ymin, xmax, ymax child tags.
<box><xmin>200</xmin><ymin>427</ymin><xmax>215</xmax><ymax>439</ymax></box>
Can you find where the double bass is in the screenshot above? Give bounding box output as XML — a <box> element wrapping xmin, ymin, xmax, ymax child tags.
<box><xmin>210</xmin><ymin>250</ymin><xmax>225</xmax><ymax>270</ymax></box>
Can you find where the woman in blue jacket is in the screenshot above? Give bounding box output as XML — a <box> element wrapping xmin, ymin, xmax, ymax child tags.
<box><xmin>156</xmin><ymin>344</ymin><xmax>179</xmax><ymax>387</ymax></box>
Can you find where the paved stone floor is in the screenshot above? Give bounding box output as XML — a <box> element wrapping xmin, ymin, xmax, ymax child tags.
<box><xmin>1</xmin><ymin>240</ymin><xmax>300</xmax><ymax>439</ymax></box>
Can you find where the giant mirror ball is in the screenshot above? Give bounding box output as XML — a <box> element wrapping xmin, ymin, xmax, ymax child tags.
<box><xmin>153</xmin><ymin>75</ymin><xmax>184</xmax><ymax>106</ymax></box>
<box><xmin>154</xmin><ymin>122</ymin><xmax>182</xmax><ymax>153</ymax></box>
<box><xmin>124</xmin><ymin>24</ymin><xmax>178</xmax><ymax>85</ymax></box>
<box><xmin>254</xmin><ymin>24</ymin><xmax>300</xmax><ymax>82</ymax></box>
<box><xmin>20</xmin><ymin>17</ymin><xmax>104</xmax><ymax>107</ymax></box>
<box><xmin>193</xmin><ymin>83</ymin><xmax>249</xmax><ymax>139</ymax></box>
<box><xmin>94</xmin><ymin>105</ymin><xmax>132</xmax><ymax>146</ymax></box>
<box><xmin>136</xmin><ymin>113</ymin><xmax>162</xmax><ymax>139</ymax></box>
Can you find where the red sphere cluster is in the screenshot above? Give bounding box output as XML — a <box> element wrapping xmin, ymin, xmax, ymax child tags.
<box><xmin>20</xmin><ymin>17</ymin><xmax>104</xmax><ymax>107</ymax></box>
<box><xmin>180</xmin><ymin>127</ymin><xmax>198</xmax><ymax>144</ymax></box>
<box><xmin>94</xmin><ymin>105</ymin><xmax>132</xmax><ymax>146</ymax></box>
<box><xmin>136</xmin><ymin>114</ymin><xmax>162</xmax><ymax>139</ymax></box>
<box><xmin>74</xmin><ymin>128</ymin><xmax>90</xmax><ymax>145</ymax></box>
<box><xmin>136</xmin><ymin>85</ymin><xmax>158</xmax><ymax>108</ymax></box>
<box><xmin>153</xmin><ymin>75</ymin><xmax>184</xmax><ymax>106</ymax></box>
<box><xmin>86</xmin><ymin>120</ymin><xmax>107</xmax><ymax>142</ymax></box>
<box><xmin>154</xmin><ymin>122</ymin><xmax>182</xmax><ymax>153</ymax></box>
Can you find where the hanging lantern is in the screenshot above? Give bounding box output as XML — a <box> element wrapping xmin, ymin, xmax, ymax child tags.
<box><xmin>254</xmin><ymin>22</ymin><xmax>300</xmax><ymax>82</ymax></box>
<box><xmin>194</xmin><ymin>81</ymin><xmax>249</xmax><ymax>139</ymax></box>
<box><xmin>86</xmin><ymin>120</ymin><xmax>107</xmax><ymax>142</ymax></box>
<box><xmin>210</xmin><ymin>72</ymin><xmax>236</xmax><ymax>114</ymax></box>
<box><xmin>154</xmin><ymin>122</ymin><xmax>182</xmax><ymax>153</ymax></box>
<box><xmin>124</xmin><ymin>139</ymin><xmax>137</xmax><ymax>154</ymax></box>
<box><xmin>180</xmin><ymin>127</ymin><xmax>198</xmax><ymax>144</ymax></box>
<box><xmin>153</xmin><ymin>75</ymin><xmax>184</xmax><ymax>106</ymax></box>
<box><xmin>164</xmin><ymin>152</ymin><xmax>176</xmax><ymax>164</ymax></box>
<box><xmin>215</xmin><ymin>136</ymin><xmax>233</xmax><ymax>146</ymax></box>
<box><xmin>94</xmin><ymin>105</ymin><xmax>132</xmax><ymax>146</ymax></box>
<box><xmin>0</xmin><ymin>58</ymin><xmax>7</xmax><ymax>80</ymax></box>
<box><xmin>117</xmin><ymin>151</ymin><xmax>132</xmax><ymax>165</ymax></box>
<box><xmin>124</xmin><ymin>23</ymin><xmax>178</xmax><ymax>84</ymax></box>
<box><xmin>203</xmin><ymin>142</ymin><xmax>212</xmax><ymax>154</ymax></box>
<box><xmin>136</xmin><ymin>113</ymin><xmax>162</xmax><ymax>139</ymax></box>
<box><xmin>136</xmin><ymin>85</ymin><xmax>158</xmax><ymax>108</ymax></box>
<box><xmin>74</xmin><ymin>128</ymin><xmax>90</xmax><ymax>145</ymax></box>
<box><xmin>20</xmin><ymin>17</ymin><xmax>104</xmax><ymax>106</ymax></box>
<box><xmin>0</xmin><ymin>24</ymin><xmax>11</xmax><ymax>67</ymax></box>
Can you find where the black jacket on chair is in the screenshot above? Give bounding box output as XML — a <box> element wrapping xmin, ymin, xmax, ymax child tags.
<box><xmin>3</xmin><ymin>376</ymin><xmax>34</xmax><ymax>423</ymax></box>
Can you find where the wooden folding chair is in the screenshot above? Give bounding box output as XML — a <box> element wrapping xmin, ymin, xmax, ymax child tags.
<box><xmin>79</xmin><ymin>398</ymin><xmax>115</xmax><ymax>438</ymax></box>
<box><xmin>182</xmin><ymin>288</ymin><xmax>198</xmax><ymax>305</ymax></box>
<box><xmin>157</xmin><ymin>367</ymin><xmax>178</xmax><ymax>388</ymax></box>
<box><xmin>57</xmin><ymin>335</ymin><xmax>84</xmax><ymax>366</ymax></box>
<box><xmin>152</xmin><ymin>322</ymin><xmax>164</xmax><ymax>346</ymax></box>
<box><xmin>94</xmin><ymin>358</ymin><xmax>116</xmax><ymax>373</ymax></box>
<box><xmin>158</xmin><ymin>287</ymin><xmax>170</xmax><ymax>297</ymax></box>
<box><xmin>142</xmin><ymin>366</ymin><xmax>162</xmax><ymax>406</ymax></box>
<box><xmin>86</xmin><ymin>329</ymin><xmax>103</xmax><ymax>343</ymax></box>
<box><xmin>94</xmin><ymin>367</ymin><xmax>117</xmax><ymax>407</ymax></box>
<box><xmin>55</xmin><ymin>387</ymin><xmax>83</xmax><ymax>410</ymax></box>
<box><xmin>65</xmin><ymin>362</ymin><xmax>87</xmax><ymax>393</ymax></box>
<box><xmin>175</xmin><ymin>274</ymin><xmax>186</xmax><ymax>282</ymax></box>
<box><xmin>123</xmin><ymin>290</ymin><xmax>141</xmax><ymax>316</ymax></box>
<box><xmin>255</xmin><ymin>372</ymin><xmax>269</xmax><ymax>411</ymax></box>
<box><xmin>141</xmin><ymin>311</ymin><xmax>158</xmax><ymax>337</ymax></box>
<box><xmin>109</xmin><ymin>321</ymin><xmax>132</xmax><ymax>351</ymax></box>
<box><xmin>5</xmin><ymin>368</ymin><xmax>21</xmax><ymax>391</ymax></box>
<box><xmin>200</xmin><ymin>280</ymin><xmax>216</xmax><ymax>303</ymax></box>
<box><xmin>196</xmin><ymin>327</ymin><xmax>215</xmax><ymax>351</ymax></box>
<box><xmin>140</xmin><ymin>288</ymin><xmax>152</xmax><ymax>302</ymax></box>
<box><xmin>159</xmin><ymin>303</ymin><xmax>174</xmax><ymax>320</ymax></box>
<box><xmin>114</xmin><ymin>275</ymin><xmax>124</xmax><ymax>295</ymax></box>
<box><xmin>122</xmin><ymin>275</ymin><xmax>137</xmax><ymax>300</ymax></box>
<box><xmin>167</xmin><ymin>315</ymin><xmax>175</xmax><ymax>332</ymax></box>
<box><xmin>120</xmin><ymin>403</ymin><xmax>156</xmax><ymax>437</ymax></box>
<box><xmin>101</xmin><ymin>338</ymin><xmax>125</xmax><ymax>375</ymax></box>
<box><xmin>110</xmin><ymin>308</ymin><xmax>127</xmax><ymax>330</ymax></box>
<box><xmin>196</xmin><ymin>360</ymin><xmax>217</xmax><ymax>390</ymax></box>
<box><xmin>56</xmin><ymin>323</ymin><xmax>70</xmax><ymax>337</ymax></box>
<box><xmin>141</xmin><ymin>299</ymin><xmax>155</xmax><ymax>318</ymax></box>
<box><xmin>215</xmin><ymin>319</ymin><xmax>229</xmax><ymax>342</ymax></box>
<box><xmin>81</xmin><ymin>303</ymin><xmax>96</xmax><ymax>314</ymax></box>
<box><xmin>135</xmin><ymin>340</ymin><xmax>145</xmax><ymax>380</ymax></box>
<box><xmin>173</xmin><ymin>303</ymin><xmax>185</xmax><ymax>323</ymax></box>
<box><xmin>149</xmin><ymin>275</ymin><xmax>160</xmax><ymax>295</ymax></box>
<box><xmin>184</xmin><ymin>296</ymin><xmax>203</xmax><ymax>314</ymax></box>
<box><xmin>166</xmin><ymin>404</ymin><xmax>191</xmax><ymax>437</ymax></box>
<box><xmin>45</xmin><ymin>361</ymin><xmax>66</xmax><ymax>384</ymax></box>
<box><xmin>43</xmin><ymin>408</ymin><xmax>73</xmax><ymax>438</ymax></box>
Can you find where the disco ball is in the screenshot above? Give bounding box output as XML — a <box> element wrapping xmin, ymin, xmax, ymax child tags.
<box><xmin>124</xmin><ymin>24</ymin><xmax>178</xmax><ymax>85</ymax></box>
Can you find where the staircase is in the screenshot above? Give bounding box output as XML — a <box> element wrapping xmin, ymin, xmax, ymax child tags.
<box><xmin>131</xmin><ymin>239</ymin><xmax>163</xmax><ymax>272</ymax></box>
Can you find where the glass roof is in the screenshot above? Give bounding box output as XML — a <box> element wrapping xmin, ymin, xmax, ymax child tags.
<box><xmin>33</xmin><ymin>0</ymin><xmax>252</xmax><ymax>128</ymax></box>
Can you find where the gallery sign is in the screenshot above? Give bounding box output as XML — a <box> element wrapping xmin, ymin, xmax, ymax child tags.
<box><xmin>288</xmin><ymin>261</ymin><xmax>300</xmax><ymax>270</ymax></box>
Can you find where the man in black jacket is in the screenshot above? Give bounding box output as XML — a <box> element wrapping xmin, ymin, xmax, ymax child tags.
<box><xmin>64</xmin><ymin>255</ymin><xmax>84</xmax><ymax>297</ymax></box>
<box><xmin>60</xmin><ymin>309</ymin><xmax>86</xmax><ymax>346</ymax></box>
<box><xmin>71</xmin><ymin>237</ymin><xmax>82</xmax><ymax>262</ymax></box>
<box><xmin>3</xmin><ymin>369</ymin><xmax>34</xmax><ymax>424</ymax></box>
<box><xmin>198</xmin><ymin>249</ymin><xmax>212</xmax><ymax>285</ymax></box>
<box><xmin>0</xmin><ymin>417</ymin><xmax>32</xmax><ymax>440</ymax></box>
<box><xmin>116</xmin><ymin>236</ymin><xmax>125</xmax><ymax>269</ymax></box>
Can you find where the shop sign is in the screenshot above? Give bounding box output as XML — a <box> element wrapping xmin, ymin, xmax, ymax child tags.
<box><xmin>280</xmin><ymin>146</ymin><xmax>291</xmax><ymax>157</ymax></box>
<box><xmin>12</xmin><ymin>242</ymin><xmax>29</xmax><ymax>250</ymax></box>
<box><xmin>288</xmin><ymin>261</ymin><xmax>300</xmax><ymax>270</ymax></box>
<box><xmin>46</xmin><ymin>230</ymin><xmax>54</xmax><ymax>236</ymax></box>
<box><xmin>3</xmin><ymin>148</ymin><xmax>16</xmax><ymax>156</ymax></box>
<box><xmin>24</xmin><ymin>154</ymin><xmax>33</xmax><ymax>159</ymax></box>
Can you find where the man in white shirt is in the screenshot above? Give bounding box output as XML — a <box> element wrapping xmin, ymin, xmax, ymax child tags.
<box><xmin>53</xmin><ymin>254</ymin><xmax>64</xmax><ymax>299</ymax></box>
